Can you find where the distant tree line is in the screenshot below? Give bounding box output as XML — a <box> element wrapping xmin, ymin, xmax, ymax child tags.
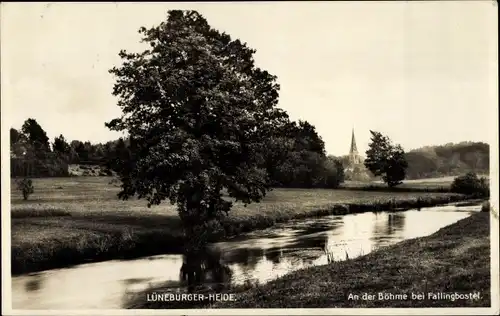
<box><xmin>10</xmin><ymin>118</ymin><xmax>489</xmax><ymax>185</ymax></box>
<box><xmin>10</xmin><ymin>118</ymin><xmax>345</xmax><ymax>188</ymax></box>
<box><xmin>10</xmin><ymin>118</ymin><xmax>132</xmax><ymax>178</ymax></box>
<box><xmin>404</xmin><ymin>142</ymin><xmax>489</xmax><ymax>179</ymax></box>
<box><xmin>318</xmin><ymin>141</ymin><xmax>490</xmax><ymax>183</ymax></box>
<box><xmin>10</xmin><ymin>119</ymin><xmax>69</xmax><ymax>178</ymax></box>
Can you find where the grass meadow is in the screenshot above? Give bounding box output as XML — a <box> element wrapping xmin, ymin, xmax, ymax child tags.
<box><xmin>10</xmin><ymin>176</ymin><xmax>475</xmax><ymax>274</ymax></box>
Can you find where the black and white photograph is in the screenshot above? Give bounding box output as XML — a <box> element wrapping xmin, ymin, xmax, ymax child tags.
<box><xmin>1</xmin><ymin>1</ymin><xmax>499</xmax><ymax>315</ymax></box>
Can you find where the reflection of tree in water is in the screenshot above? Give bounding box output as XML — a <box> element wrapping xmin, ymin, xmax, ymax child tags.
<box><xmin>372</xmin><ymin>213</ymin><xmax>406</xmax><ymax>249</ymax></box>
<box><xmin>223</xmin><ymin>247</ymin><xmax>265</xmax><ymax>270</ymax></box>
<box><xmin>387</xmin><ymin>213</ymin><xmax>406</xmax><ymax>235</ymax></box>
<box><xmin>264</xmin><ymin>249</ymin><xmax>282</xmax><ymax>264</ymax></box>
<box><xmin>24</xmin><ymin>275</ymin><xmax>42</xmax><ymax>292</ymax></box>
<box><xmin>180</xmin><ymin>248</ymin><xmax>232</xmax><ymax>293</ymax></box>
<box><xmin>217</xmin><ymin>247</ymin><xmax>266</xmax><ymax>285</ymax></box>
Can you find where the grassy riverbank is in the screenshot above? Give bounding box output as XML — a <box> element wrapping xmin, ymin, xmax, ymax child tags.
<box><xmin>11</xmin><ymin>177</ymin><xmax>474</xmax><ymax>275</ymax></box>
<box><xmin>124</xmin><ymin>210</ymin><xmax>491</xmax><ymax>309</ymax></box>
<box><xmin>210</xmin><ymin>211</ymin><xmax>491</xmax><ymax>308</ymax></box>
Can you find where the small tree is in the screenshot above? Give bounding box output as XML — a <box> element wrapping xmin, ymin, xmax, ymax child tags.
<box><xmin>106</xmin><ymin>10</ymin><xmax>288</xmax><ymax>250</ymax></box>
<box><xmin>364</xmin><ymin>130</ymin><xmax>408</xmax><ymax>187</ymax></box>
<box><xmin>16</xmin><ymin>178</ymin><xmax>34</xmax><ymax>200</ymax></box>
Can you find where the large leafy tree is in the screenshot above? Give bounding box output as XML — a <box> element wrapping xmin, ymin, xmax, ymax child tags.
<box><xmin>364</xmin><ymin>130</ymin><xmax>408</xmax><ymax>187</ymax></box>
<box><xmin>106</xmin><ymin>10</ymin><xmax>289</xmax><ymax>248</ymax></box>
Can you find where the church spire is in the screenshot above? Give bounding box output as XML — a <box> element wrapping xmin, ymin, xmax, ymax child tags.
<box><xmin>350</xmin><ymin>127</ymin><xmax>358</xmax><ymax>155</ymax></box>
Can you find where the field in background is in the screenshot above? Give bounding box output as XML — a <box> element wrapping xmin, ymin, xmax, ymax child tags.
<box><xmin>341</xmin><ymin>178</ymin><xmax>452</xmax><ymax>190</ymax></box>
<box><xmin>342</xmin><ymin>174</ymin><xmax>489</xmax><ymax>190</ymax></box>
<box><xmin>10</xmin><ymin>176</ymin><xmax>471</xmax><ymax>274</ymax></box>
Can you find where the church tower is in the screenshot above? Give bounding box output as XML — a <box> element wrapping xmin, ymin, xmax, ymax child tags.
<box><xmin>348</xmin><ymin>128</ymin><xmax>362</xmax><ymax>165</ymax></box>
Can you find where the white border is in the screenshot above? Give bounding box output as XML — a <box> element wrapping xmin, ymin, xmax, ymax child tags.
<box><xmin>1</xmin><ymin>1</ymin><xmax>499</xmax><ymax>315</ymax></box>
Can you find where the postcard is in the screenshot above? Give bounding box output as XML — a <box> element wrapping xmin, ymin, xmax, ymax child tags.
<box><xmin>1</xmin><ymin>2</ymin><xmax>498</xmax><ymax>315</ymax></box>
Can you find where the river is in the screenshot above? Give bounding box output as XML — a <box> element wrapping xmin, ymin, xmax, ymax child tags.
<box><xmin>11</xmin><ymin>203</ymin><xmax>481</xmax><ymax>309</ymax></box>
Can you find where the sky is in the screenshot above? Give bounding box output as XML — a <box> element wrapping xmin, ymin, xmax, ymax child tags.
<box><xmin>1</xmin><ymin>1</ymin><xmax>498</xmax><ymax>156</ymax></box>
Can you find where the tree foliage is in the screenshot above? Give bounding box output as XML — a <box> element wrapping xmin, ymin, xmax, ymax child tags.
<box><xmin>405</xmin><ymin>142</ymin><xmax>489</xmax><ymax>179</ymax></box>
<box><xmin>105</xmin><ymin>138</ymin><xmax>131</xmax><ymax>174</ymax></box>
<box><xmin>323</xmin><ymin>155</ymin><xmax>345</xmax><ymax>187</ymax></box>
<box><xmin>10</xmin><ymin>128</ymin><xmax>26</xmax><ymax>157</ymax></box>
<box><xmin>11</xmin><ymin>120</ymin><xmax>69</xmax><ymax>178</ymax></box>
<box><xmin>264</xmin><ymin>120</ymin><xmax>343</xmax><ymax>188</ymax></box>
<box><xmin>450</xmin><ymin>172</ymin><xmax>489</xmax><ymax>198</ymax></box>
<box><xmin>53</xmin><ymin>134</ymin><xmax>71</xmax><ymax>157</ymax></box>
<box><xmin>364</xmin><ymin>130</ymin><xmax>408</xmax><ymax>187</ymax></box>
<box><xmin>10</xmin><ymin>128</ymin><xmax>22</xmax><ymax>145</ymax></box>
<box><xmin>21</xmin><ymin>118</ymin><xmax>51</xmax><ymax>154</ymax></box>
<box><xmin>105</xmin><ymin>10</ymin><xmax>290</xmax><ymax>247</ymax></box>
<box><xmin>16</xmin><ymin>178</ymin><xmax>34</xmax><ymax>200</ymax></box>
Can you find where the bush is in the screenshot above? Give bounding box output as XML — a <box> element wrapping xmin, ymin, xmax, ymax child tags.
<box><xmin>314</xmin><ymin>157</ymin><xmax>345</xmax><ymax>189</ymax></box>
<box><xmin>322</xmin><ymin>167</ymin><xmax>343</xmax><ymax>188</ymax></box>
<box><xmin>450</xmin><ymin>172</ymin><xmax>489</xmax><ymax>198</ymax></box>
<box><xmin>481</xmin><ymin>201</ymin><xmax>490</xmax><ymax>213</ymax></box>
<box><xmin>16</xmin><ymin>178</ymin><xmax>34</xmax><ymax>200</ymax></box>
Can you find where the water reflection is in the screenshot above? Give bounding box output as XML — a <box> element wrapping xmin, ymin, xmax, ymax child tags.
<box><xmin>11</xmin><ymin>204</ymin><xmax>481</xmax><ymax>309</ymax></box>
<box><xmin>370</xmin><ymin>212</ymin><xmax>406</xmax><ymax>249</ymax></box>
<box><xmin>180</xmin><ymin>249</ymin><xmax>232</xmax><ymax>293</ymax></box>
<box><xmin>24</xmin><ymin>274</ymin><xmax>42</xmax><ymax>292</ymax></box>
<box><xmin>264</xmin><ymin>249</ymin><xmax>283</xmax><ymax>264</ymax></box>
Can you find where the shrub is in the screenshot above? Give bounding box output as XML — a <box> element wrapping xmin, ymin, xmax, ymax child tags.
<box><xmin>16</xmin><ymin>178</ymin><xmax>34</xmax><ymax>200</ymax></box>
<box><xmin>323</xmin><ymin>168</ymin><xmax>343</xmax><ymax>188</ymax></box>
<box><xmin>451</xmin><ymin>172</ymin><xmax>489</xmax><ymax>198</ymax></box>
<box><xmin>481</xmin><ymin>201</ymin><xmax>490</xmax><ymax>213</ymax></box>
<box><xmin>316</xmin><ymin>157</ymin><xmax>345</xmax><ymax>189</ymax></box>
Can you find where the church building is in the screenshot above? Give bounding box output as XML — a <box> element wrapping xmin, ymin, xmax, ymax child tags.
<box><xmin>344</xmin><ymin>128</ymin><xmax>370</xmax><ymax>181</ymax></box>
<box><xmin>348</xmin><ymin>128</ymin><xmax>363</xmax><ymax>166</ymax></box>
